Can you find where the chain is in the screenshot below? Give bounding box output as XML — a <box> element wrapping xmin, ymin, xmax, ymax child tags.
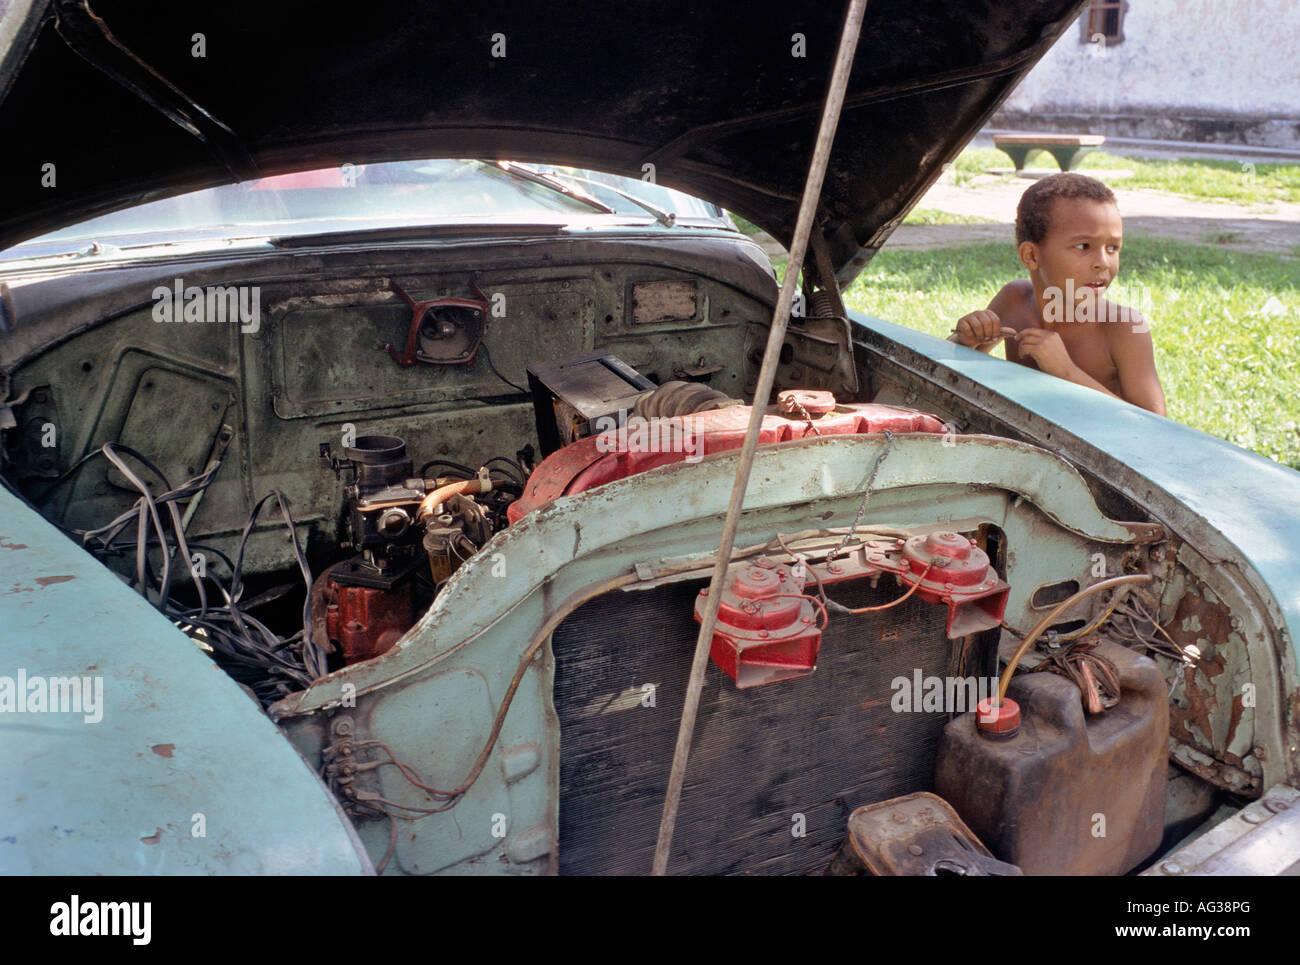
<box><xmin>827</xmin><ymin>430</ymin><xmax>894</xmax><ymax>566</ymax></box>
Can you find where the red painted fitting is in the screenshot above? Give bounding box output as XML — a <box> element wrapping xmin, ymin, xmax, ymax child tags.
<box><xmin>976</xmin><ymin>697</ymin><xmax>1021</xmax><ymax>738</ymax></box>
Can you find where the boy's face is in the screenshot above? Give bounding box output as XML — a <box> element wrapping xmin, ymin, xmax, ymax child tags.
<box><xmin>1018</xmin><ymin>197</ymin><xmax>1123</xmax><ymax>318</ymax></box>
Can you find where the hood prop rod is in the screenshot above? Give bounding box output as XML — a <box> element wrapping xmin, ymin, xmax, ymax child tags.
<box><xmin>651</xmin><ymin>0</ymin><xmax>870</xmax><ymax>876</ymax></box>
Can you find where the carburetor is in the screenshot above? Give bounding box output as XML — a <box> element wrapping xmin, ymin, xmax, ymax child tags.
<box><xmin>319</xmin><ymin>434</ymin><xmax>430</xmax><ymax>586</ymax></box>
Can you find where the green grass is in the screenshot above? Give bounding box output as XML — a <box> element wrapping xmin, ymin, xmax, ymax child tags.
<box><xmin>729</xmin><ymin>213</ymin><xmax>764</xmax><ymax>236</ymax></box>
<box><xmin>955</xmin><ymin>146</ymin><xmax>1300</xmax><ymax>205</ymax></box>
<box><xmin>902</xmin><ymin>207</ymin><xmax>993</xmax><ymax>226</ymax></box>
<box><xmin>842</xmin><ymin>236</ymin><xmax>1300</xmax><ymax>469</ymax></box>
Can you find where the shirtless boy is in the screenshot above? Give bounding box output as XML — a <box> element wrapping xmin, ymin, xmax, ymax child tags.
<box><xmin>949</xmin><ymin>173</ymin><xmax>1166</xmax><ymax>416</ymax></box>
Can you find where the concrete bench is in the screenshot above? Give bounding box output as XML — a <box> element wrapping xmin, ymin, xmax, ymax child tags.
<box><xmin>993</xmin><ymin>133</ymin><xmax>1106</xmax><ymax>172</ymax></box>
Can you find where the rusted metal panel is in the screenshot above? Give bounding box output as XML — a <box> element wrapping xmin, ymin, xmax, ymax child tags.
<box><xmin>631</xmin><ymin>281</ymin><xmax>697</xmax><ymax>325</ymax></box>
<box><xmin>1164</xmin><ymin>582</ymin><xmax>1262</xmax><ymax>795</ymax></box>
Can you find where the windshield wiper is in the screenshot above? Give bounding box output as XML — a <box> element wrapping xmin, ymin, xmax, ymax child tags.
<box><xmin>543</xmin><ymin>171</ymin><xmax>678</xmax><ymax>227</ymax></box>
<box><xmin>488</xmin><ymin>161</ymin><xmax>616</xmax><ymax>216</ymax></box>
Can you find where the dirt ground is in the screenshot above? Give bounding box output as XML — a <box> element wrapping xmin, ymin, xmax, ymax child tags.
<box><xmin>756</xmin><ymin>173</ymin><xmax>1300</xmax><ymax>258</ymax></box>
<box><xmin>891</xmin><ymin>174</ymin><xmax>1300</xmax><ymax>256</ymax></box>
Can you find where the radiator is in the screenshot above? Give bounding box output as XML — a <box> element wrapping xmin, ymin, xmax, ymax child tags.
<box><xmin>552</xmin><ymin>575</ymin><xmax>964</xmax><ymax>875</ymax></box>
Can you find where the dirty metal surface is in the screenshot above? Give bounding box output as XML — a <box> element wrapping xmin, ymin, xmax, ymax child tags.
<box><xmin>0</xmin><ymin>484</ymin><xmax>371</xmax><ymax>874</ymax></box>
<box><xmin>829</xmin><ymin>791</ymin><xmax>1021</xmax><ymax>876</ymax></box>
<box><xmin>1143</xmin><ymin>783</ymin><xmax>1300</xmax><ymax>876</ymax></box>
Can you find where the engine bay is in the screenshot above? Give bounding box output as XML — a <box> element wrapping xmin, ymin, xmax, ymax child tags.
<box><xmin>1</xmin><ymin>247</ymin><xmax>1288</xmax><ymax>876</ymax></box>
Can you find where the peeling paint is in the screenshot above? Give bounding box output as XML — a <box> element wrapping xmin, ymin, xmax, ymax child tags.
<box><xmin>1165</xmin><ymin>585</ymin><xmax>1258</xmax><ymax>786</ymax></box>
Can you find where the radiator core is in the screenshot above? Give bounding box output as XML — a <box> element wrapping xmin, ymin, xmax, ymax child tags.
<box><xmin>552</xmin><ymin>576</ymin><xmax>962</xmax><ymax>875</ymax></box>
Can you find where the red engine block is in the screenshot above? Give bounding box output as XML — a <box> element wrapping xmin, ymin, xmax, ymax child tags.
<box><xmin>508</xmin><ymin>391</ymin><xmax>947</xmax><ymax>522</ymax></box>
<box><xmin>322</xmin><ymin>578</ymin><xmax>414</xmax><ymax>664</ymax></box>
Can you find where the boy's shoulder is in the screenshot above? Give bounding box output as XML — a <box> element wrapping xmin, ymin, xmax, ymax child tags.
<box><xmin>990</xmin><ymin>279</ymin><xmax>1036</xmax><ymax>328</ymax></box>
<box><xmin>1096</xmin><ymin>297</ymin><xmax>1152</xmax><ymax>336</ymax></box>
<box><xmin>997</xmin><ymin>279</ymin><xmax>1034</xmax><ymax>301</ymax></box>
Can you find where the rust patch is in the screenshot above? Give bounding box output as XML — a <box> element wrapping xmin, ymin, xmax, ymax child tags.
<box><xmin>140</xmin><ymin>829</ymin><xmax>162</xmax><ymax>845</ymax></box>
<box><xmin>0</xmin><ymin>538</ymin><xmax>29</xmax><ymax>550</ymax></box>
<box><xmin>1163</xmin><ymin>590</ymin><xmax>1231</xmax><ymax>657</ymax></box>
<box><xmin>631</xmin><ymin>280</ymin><xmax>697</xmax><ymax>324</ymax></box>
<box><xmin>1171</xmin><ymin>660</ymin><xmax>1222</xmax><ymax>746</ymax></box>
<box><xmin>151</xmin><ymin>743</ymin><xmax>175</xmax><ymax>758</ymax></box>
<box><xmin>35</xmin><ymin>575</ymin><xmax>75</xmax><ymax>586</ymax></box>
<box><xmin>1164</xmin><ymin>587</ymin><xmax>1241</xmax><ymax>759</ymax></box>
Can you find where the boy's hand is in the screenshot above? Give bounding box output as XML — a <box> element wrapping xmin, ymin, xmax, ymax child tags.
<box><xmin>1013</xmin><ymin>328</ymin><xmax>1074</xmax><ymax>378</ymax></box>
<box><xmin>952</xmin><ymin>310</ymin><xmax>1013</xmax><ymax>352</ymax></box>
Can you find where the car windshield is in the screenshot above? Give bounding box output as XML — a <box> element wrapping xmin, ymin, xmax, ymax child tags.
<box><xmin>0</xmin><ymin>159</ymin><xmax>731</xmax><ymax>263</ymax></box>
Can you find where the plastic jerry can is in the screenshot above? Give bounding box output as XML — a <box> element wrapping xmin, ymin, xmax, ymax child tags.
<box><xmin>934</xmin><ymin>639</ymin><xmax>1168</xmax><ymax>875</ymax></box>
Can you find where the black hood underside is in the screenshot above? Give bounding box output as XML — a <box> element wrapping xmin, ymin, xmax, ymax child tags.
<box><xmin>0</xmin><ymin>0</ymin><xmax>1086</xmax><ymax>281</ymax></box>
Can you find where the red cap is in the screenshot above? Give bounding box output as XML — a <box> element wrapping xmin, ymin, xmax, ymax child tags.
<box><xmin>976</xmin><ymin>697</ymin><xmax>1020</xmax><ymax>737</ymax></box>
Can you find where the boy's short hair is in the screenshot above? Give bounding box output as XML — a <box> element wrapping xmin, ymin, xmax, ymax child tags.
<box><xmin>1015</xmin><ymin>172</ymin><xmax>1116</xmax><ymax>245</ymax></box>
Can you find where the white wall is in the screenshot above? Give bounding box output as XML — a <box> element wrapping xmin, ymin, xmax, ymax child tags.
<box><xmin>999</xmin><ymin>0</ymin><xmax>1300</xmax><ymax>145</ymax></box>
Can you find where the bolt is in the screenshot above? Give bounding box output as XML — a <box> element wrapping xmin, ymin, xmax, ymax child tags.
<box><xmin>1265</xmin><ymin>799</ymin><xmax>1289</xmax><ymax>813</ymax></box>
<box><xmin>700</xmin><ymin>589</ymin><xmax>709</xmax><ymax>597</ymax></box>
<box><xmin>944</xmin><ymin>583</ymin><xmax>953</xmax><ymax>591</ymax></box>
<box><xmin>1161</xmin><ymin>861</ymin><xmax>1182</xmax><ymax>875</ymax></box>
<box><xmin>1230</xmin><ymin>616</ymin><xmax>1242</xmax><ymax>630</ymax></box>
<box><xmin>758</xmin><ymin>630</ymin><xmax>769</xmax><ymax>639</ymax></box>
<box><xmin>828</xmin><ymin>564</ymin><xmax>842</xmax><ymax>574</ymax></box>
<box><xmin>907</xmin><ymin>844</ymin><xmax>923</xmax><ymax>856</ymax></box>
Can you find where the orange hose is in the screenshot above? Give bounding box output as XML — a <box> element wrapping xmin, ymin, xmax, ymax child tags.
<box><xmin>416</xmin><ymin>477</ymin><xmax>497</xmax><ymax>520</ymax></box>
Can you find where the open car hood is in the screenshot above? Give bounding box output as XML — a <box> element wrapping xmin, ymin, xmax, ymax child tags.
<box><xmin>0</xmin><ymin>0</ymin><xmax>1086</xmax><ymax>282</ymax></box>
